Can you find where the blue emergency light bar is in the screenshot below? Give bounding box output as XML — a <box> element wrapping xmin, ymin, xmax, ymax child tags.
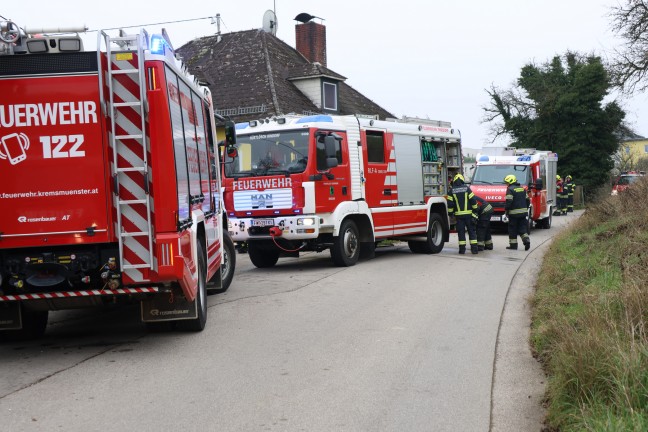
<box><xmin>296</xmin><ymin>115</ymin><xmax>333</xmax><ymax>123</ymax></box>
<box><xmin>150</xmin><ymin>34</ymin><xmax>168</xmax><ymax>55</ymax></box>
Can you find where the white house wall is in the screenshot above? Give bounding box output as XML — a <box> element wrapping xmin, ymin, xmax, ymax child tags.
<box><xmin>292</xmin><ymin>78</ymin><xmax>322</xmax><ymax>109</ymax></box>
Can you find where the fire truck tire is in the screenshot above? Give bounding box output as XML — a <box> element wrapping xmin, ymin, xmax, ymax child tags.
<box><xmin>359</xmin><ymin>241</ymin><xmax>376</xmax><ymax>260</ymax></box>
<box><xmin>248</xmin><ymin>242</ymin><xmax>280</xmax><ymax>268</ymax></box>
<box><xmin>331</xmin><ymin>219</ymin><xmax>360</xmax><ymax>267</ymax></box>
<box><xmin>540</xmin><ymin>209</ymin><xmax>552</xmax><ymax>229</ymax></box>
<box><xmin>178</xmin><ymin>242</ymin><xmax>208</xmax><ymax>332</ymax></box>
<box><xmin>0</xmin><ymin>306</ymin><xmax>48</xmax><ymax>341</ymax></box>
<box><xmin>408</xmin><ymin>212</ymin><xmax>445</xmax><ymax>254</ymax></box>
<box><xmin>528</xmin><ymin>208</ymin><xmax>534</xmax><ymax>232</ymax></box>
<box><xmin>210</xmin><ymin>230</ymin><xmax>236</xmax><ymax>293</ymax></box>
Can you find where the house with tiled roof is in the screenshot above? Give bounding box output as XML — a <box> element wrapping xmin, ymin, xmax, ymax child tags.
<box><xmin>176</xmin><ymin>19</ymin><xmax>394</xmax><ymax>123</ymax></box>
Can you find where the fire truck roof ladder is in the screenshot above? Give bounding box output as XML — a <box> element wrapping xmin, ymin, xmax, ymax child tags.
<box><xmin>99</xmin><ymin>29</ymin><xmax>154</xmax><ymax>275</ymax></box>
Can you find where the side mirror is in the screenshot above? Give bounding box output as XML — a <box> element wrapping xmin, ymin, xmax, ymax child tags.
<box><xmin>224</xmin><ymin>120</ymin><xmax>236</xmax><ymax>145</ymax></box>
<box><xmin>326</xmin><ymin>157</ymin><xmax>338</xmax><ymax>168</ymax></box>
<box><xmin>535</xmin><ymin>177</ymin><xmax>543</xmax><ymax>189</ymax></box>
<box><xmin>324</xmin><ymin>135</ymin><xmax>339</xmax><ymax>168</ymax></box>
<box><xmin>226</xmin><ymin>146</ymin><xmax>238</xmax><ymax>158</ymax></box>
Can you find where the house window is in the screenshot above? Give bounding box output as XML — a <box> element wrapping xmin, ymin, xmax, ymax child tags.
<box><xmin>625</xmin><ymin>147</ymin><xmax>630</xmax><ymax>154</ymax></box>
<box><xmin>322</xmin><ymin>81</ymin><xmax>338</xmax><ymax>111</ymax></box>
<box><xmin>644</xmin><ymin>144</ymin><xmax>648</xmax><ymax>153</ymax></box>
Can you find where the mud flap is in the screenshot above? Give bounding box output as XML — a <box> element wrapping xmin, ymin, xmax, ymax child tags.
<box><xmin>141</xmin><ymin>292</ymin><xmax>197</xmax><ymax>323</ymax></box>
<box><xmin>0</xmin><ymin>302</ymin><xmax>22</xmax><ymax>330</ymax></box>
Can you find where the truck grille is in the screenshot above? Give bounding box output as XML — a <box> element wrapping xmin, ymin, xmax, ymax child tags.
<box><xmin>0</xmin><ymin>52</ymin><xmax>98</xmax><ymax>76</ymax></box>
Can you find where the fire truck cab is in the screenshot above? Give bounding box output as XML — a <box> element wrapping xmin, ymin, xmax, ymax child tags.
<box><xmin>470</xmin><ymin>147</ymin><xmax>557</xmax><ymax>230</ymax></box>
<box><xmin>0</xmin><ymin>21</ymin><xmax>236</xmax><ymax>339</ymax></box>
<box><xmin>223</xmin><ymin>114</ymin><xmax>464</xmax><ymax>267</ymax></box>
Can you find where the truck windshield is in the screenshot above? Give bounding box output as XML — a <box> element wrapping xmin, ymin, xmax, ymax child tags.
<box><xmin>472</xmin><ymin>164</ymin><xmax>531</xmax><ymax>185</ymax></box>
<box><xmin>224</xmin><ymin>130</ymin><xmax>310</xmax><ymax>178</ymax></box>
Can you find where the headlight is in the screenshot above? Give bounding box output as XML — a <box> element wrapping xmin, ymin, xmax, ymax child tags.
<box><xmin>297</xmin><ymin>218</ymin><xmax>315</xmax><ymax>226</ymax></box>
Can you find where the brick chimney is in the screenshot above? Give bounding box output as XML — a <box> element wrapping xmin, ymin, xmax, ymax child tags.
<box><xmin>295</xmin><ymin>21</ymin><xmax>327</xmax><ymax>67</ymax></box>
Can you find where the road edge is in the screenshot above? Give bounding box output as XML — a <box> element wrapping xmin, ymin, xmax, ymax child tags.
<box><xmin>489</xmin><ymin>238</ymin><xmax>552</xmax><ymax>432</ymax></box>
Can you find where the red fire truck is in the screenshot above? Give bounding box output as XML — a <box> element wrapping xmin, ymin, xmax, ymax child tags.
<box><xmin>0</xmin><ymin>21</ymin><xmax>236</xmax><ymax>339</ymax></box>
<box><xmin>470</xmin><ymin>147</ymin><xmax>558</xmax><ymax>230</ymax></box>
<box><xmin>222</xmin><ymin>115</ymin><xmax>463</xmax><ymax>267</ymax></box>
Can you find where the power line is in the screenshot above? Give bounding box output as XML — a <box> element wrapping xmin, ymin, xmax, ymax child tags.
<box><xmin>87</xmin><ymin>15</ymin><xmax>215</xmax><ymax>32</ymax></box>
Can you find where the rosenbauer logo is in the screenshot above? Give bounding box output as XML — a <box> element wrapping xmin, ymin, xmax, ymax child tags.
<box><xmin>18</xmin><ymin>215</ymin><xmax>57</xmax><ymax>223</ymax></box>
<box><xmin>149</xmin><ymin>309</ymin><xmax>190</xmax><ymax>316</ymax></box>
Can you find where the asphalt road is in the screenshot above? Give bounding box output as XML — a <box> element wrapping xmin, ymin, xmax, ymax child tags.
<box><xmin>0</xmin><ymin>212</ymin><xmax>582</xmax><ymax>431</ymax></box>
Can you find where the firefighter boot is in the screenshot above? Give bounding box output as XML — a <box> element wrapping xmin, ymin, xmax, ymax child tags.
<box><xmin>471</xmin><ymin>245</ymin><xmax>479</xmax><ymax>254</ymax></box>
<box><xmin>506</xmin><ymin>243</ymin><xmax>517</xmax><ymax>250</ymax></box>
<box><xmin>459</xmin><ymin>246</ymin><xmax>466</xmax><ymax>255</ymax></box>
<box><xmin>485</xmin><ymin>245</ymin><xmax>494</xmax><ymax>250</ymax></box>
<box><xmin>524</xmin><ymin>241</ymin><xmax>531</xmax><ymax>251</ymax></box>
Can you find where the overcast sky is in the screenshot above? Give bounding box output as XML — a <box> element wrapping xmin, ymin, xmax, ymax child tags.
<box><xmin>4</xmin><ymin>1</ymin><xmax>647</xmax><ymax>148</ymax></box>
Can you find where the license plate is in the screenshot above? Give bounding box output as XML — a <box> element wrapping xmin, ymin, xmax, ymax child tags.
<box><xmin>251</xmin><ymin>219</ymin><xmax>274</xmax><ymax>227</ymax></box>
<box><xmin>490</xmin><ymin>215</ymin><xmax>502</xmax><ymax>222</ymax></box>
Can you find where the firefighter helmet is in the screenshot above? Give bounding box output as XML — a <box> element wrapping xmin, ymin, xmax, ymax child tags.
<box><xmin>566</xmin><ymin>175</ymin><xmax>572</xmax><ymax>181</ymax></box>
<box><xmin>556</xmin><ymin>175</ymin><xmax>561</xmax><ymax>180</ymax></box>
<box><xmin>453</xmin><ymin>173</ymin><xmax>464</xmax><ymax>183</ymax></box>
<box><xmin>504</xmin><ymin>174</ymin><xmax>517</xmax><ymax>185</ymax></box>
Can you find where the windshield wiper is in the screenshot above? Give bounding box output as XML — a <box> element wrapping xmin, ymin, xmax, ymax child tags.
<box><xmin>472</xmin><ymin>180</ymin><xmax>493</xmax><ymax>185</ymax></box>
<box><xmin>266</xmin><ymin>168</ymin><xmax>291</xmax><ymax>176</ymax></box>
<box><xmin>229</xmin><ymin>171</ymin><xmax>258</xmax><ymax>178</ymax></box>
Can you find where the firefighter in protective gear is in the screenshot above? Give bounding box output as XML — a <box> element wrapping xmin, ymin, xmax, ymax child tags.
<box><xmin>564</xmin><ymin>175</ymin><xmax>574</xmax><ymax>212</ymax></box>
<box><xmin>504</xmin><ymin>174</ymin><xmax>531</xmax><ymax>251</ymax></box>
<box><xmin>474</xmin><ymin>195</ymin><xmax>494</xmax><ymax>251</ymax></box>
<box><xmin>447</xmin><ymin>173</ymin><xmax>479</xmax><ymax>254</ymax></box>
<box><xmin>554</xmin><ymin>175</ymin><xmax>565</xmax><ymax>216</ymax></box>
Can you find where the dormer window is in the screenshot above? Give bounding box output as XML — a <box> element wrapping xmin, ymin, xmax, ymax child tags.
<box><xmin>322</xmin><ymin>81</ymin><xmax>338</xmax><ymax>111</ymax></box>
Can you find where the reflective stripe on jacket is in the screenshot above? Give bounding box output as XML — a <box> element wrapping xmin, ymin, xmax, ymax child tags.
<box><xmin>505</xmin><ymin>183</ymin><xmax>529</xmax><ymax>216</ymax></box>
<box><xmin>447</xmin><ymin>182</ymin><xmax>478</xmax><ymax>216</ymax></box>
<box><xmin>475</xmin><ymin>195</ymin><xmax>493</xmax><ymax>216</ymax></box>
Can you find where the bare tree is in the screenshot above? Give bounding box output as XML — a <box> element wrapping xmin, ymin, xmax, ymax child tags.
<box><xmin>612</xmin><ymin>143</ymin><xmax>637</xmax><ymax>173</ymax></box>
<box><xmin>481</xmin><ymin>84</ymin><xmax>536</xmax><ymax>144</ymax></box>
<box><xmin>609</xmin><ymin>1</ymin><xmax>648</xmax><ymax>93</ymax></box>
<box><xmin>636</xmin><ymin>155</ymin><xmax>648</xmax><ymax>171</ymax></box>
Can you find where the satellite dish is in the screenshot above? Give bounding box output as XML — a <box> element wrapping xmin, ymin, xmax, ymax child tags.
<box><xmin>262</xmin><ymin>10</ymin><xmax>278</xmax><ymax>36</ymax></box>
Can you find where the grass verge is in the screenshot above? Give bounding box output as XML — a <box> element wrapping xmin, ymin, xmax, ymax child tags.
<box><xmin>531</xmin><ymin>178</ymin><xmax>648</xmax><ymax>431</ymax></box>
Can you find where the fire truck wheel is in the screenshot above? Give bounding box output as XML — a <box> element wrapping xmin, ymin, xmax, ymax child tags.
<box><xmin>178</xmin><ymin>242</ymin><xmax>208</xmax><ymax>332</ymax></box>
<box><xmin>527</xmin><ymin>208</ymin><xmax>534</xmax><ymax>232</ymax></box>
<box><xmin>248</xmin><ymin>242</ymin><xmax>280</xmax><ymax>268</ymax></box>
<box><xmin>331</xmin><ymin>219</ymin><xmax>360</xmax><ymax>267</ymax></box>
<box><xmin>359</xmin><ymin>241</ymin><xmax>376</xmax><ymax>260</ymax></box>
<box><xmin>210</xmin><ymin>231</ymin><xmax>236</xmax><ymax>293</ymax></box>
<box><xmin>0</xmin><ymin>306</ymin><xmax>49</xmax><ymax>341</ymax></box>
<box><xmin>540</xmin><ymin>209</ymin><xmax>552</xmax><ymax>229</ymax></box>
<box><xmin>408</xmin><ymin>212</ymin><xmax>445</xmax><ymax>254</ymax></box>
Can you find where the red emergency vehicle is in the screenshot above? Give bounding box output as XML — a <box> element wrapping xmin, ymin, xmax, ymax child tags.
<box><xmin>0</xmin><ymin>21</ymin><xmax>235</xmax><ymax>339</ymax></box>
<box><xmin>470</xmin><ymin>147</ymin><xmax>558</xmax><ymax>230</ymax></box>
<box><xmin>611</xmin><ymin>171</ymin><xmax>645</xmax><ymax>195</ymax></box>
<box><xmin>222</xmin><ymin>115</ymin><xmax>463</xmax><ymax>267</ymax></box>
